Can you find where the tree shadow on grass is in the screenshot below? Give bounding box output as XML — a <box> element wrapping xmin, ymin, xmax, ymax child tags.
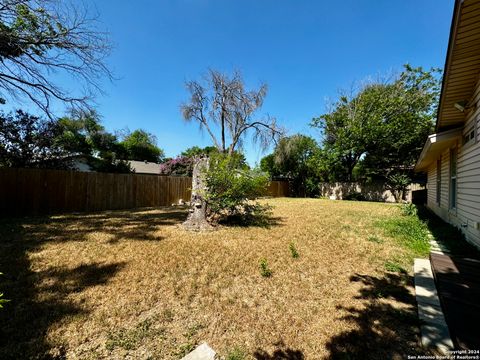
<box><xmin>253</xmin><ymin>348</ymin><xmax>304</xmax><ymax>360</ymax></box>
<box><xmin>0</xmin><ymin>231</ymin><xmax>126</xmax><ymax>358</ymax></box>
<box><xmin>253</xmin><ymin>341</ymin><xmax>304</xmax><ymax>360</ymax></box>
<box><xmin>0</xmin><ymin>208</ymin><xmax>189</xmax><ymax>358</ymax></box>
<box><xmin>219</xmin><ymin>214</ymin><xmax>285</xmax><ymax>229</ymax></box>
<box><xmin>21</xmin><ymin>207</ymin><xmax>189</xmax><ymax>245</ymax></box>
<box><xmin>325</xmin><ymin>272</ymin><xmax>425</xmax><ymax>360</ymax></box>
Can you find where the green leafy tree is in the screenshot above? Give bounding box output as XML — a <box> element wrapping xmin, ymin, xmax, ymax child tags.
<box><xmin>181</xmin><ymin>146</ymin><xmax>217</xmax><ymax>158</ymax></box>
<box><xmin>56</xmin><ymin>110</ymin><xmax>131</xmax><ymax>173</ymax></box>
<box><xmin>259</xmin><ymin>154</ymin><xmax>280</xmax><ymax>177</ymax></box>
<box><xmin>311</xmin><ymin>65</ymin><xmax>441</xmax><ymax>182</ymax></box>
<box><xmin>0</xmin><ymin>0</ymin><xmax>112</xmax><ymax>115</ymax></box>
<box><xmin>262</xmin><ymin>134</ymin><xmax>321</xmax><ymax>197</ymax></box>
<box><xmin>0</xmin><ymin>110</ymin><xmax>69</xmax><ymax>168</ymax></box>
<box><xmin>120</xmin><ymin>130</ymin><xmax>164</xmax><ymax>163</ymax></box>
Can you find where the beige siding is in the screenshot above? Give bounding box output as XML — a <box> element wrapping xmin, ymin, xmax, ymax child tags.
<box><xmin>427</xmin><ymin>149</ymin><xmax>451</xmax><ymax>221</ymax></box>
<box><xmin>427</xmin><ymin>78</ymin><xmax>480</xmax><ymax>248</ymax></box>
<box><xmin>455</xmin><ymin>91</ymin><xmax>480</xmax><ymax>247</ymax></box>
<box><xmin>441</xmin><ymin>149</ymin><xmax>450</xmax><ymax>209</ymax></box>
<box><xmin>427</xmin><ymin>164</ymin><xmax>437</xmax><ymax>207</ymax></box>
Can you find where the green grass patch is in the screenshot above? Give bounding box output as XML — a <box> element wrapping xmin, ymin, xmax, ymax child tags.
<box><xmin>384</xmin><ymin>260</ymin><xmax>407</xmax><ymax>274</ymax></box>
<box><xmin>417</xmin><ymin>206</ymin><xmax>480</xmax><ymax>257</ymax></box>
<box><xmin>225</xmin><ymin>347</ymin><xmax>247</xmax><ymax>360</ymax></box>
<box><xmin>105</xmin><ymin>318</ymin><xmax>164</xmax><ymax>351</ymax></box>
<box><xmin>376</xmin><ymin>211</ymin><xmax>430</xmax><ymax>260</ymax></box>
<box><xmin>176</xmin><ymin>343</ymin><xmax>195</xmax><ymax>357</ymax></box>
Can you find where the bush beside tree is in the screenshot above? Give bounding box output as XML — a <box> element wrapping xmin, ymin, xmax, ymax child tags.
<box><xmin>204</xmin><ymin>153</ymin><xmax>271</xmax><ymax>225</ymax></box>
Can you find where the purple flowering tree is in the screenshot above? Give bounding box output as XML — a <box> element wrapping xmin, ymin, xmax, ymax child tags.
<box><xmin>159</xmin><ymin>156</ymin><xmax>193</xmax><ymax>176</ymax></box>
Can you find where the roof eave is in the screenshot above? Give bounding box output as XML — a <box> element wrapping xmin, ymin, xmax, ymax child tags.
<box><xmin>414</xmin><ymin>128</ymin><xmax>462</xmax><ymax>172</ymax></box>
<box><xmin>435</xmin><ymin>0</ymin><xmax>463</xmax><ymax>132</ymax></box>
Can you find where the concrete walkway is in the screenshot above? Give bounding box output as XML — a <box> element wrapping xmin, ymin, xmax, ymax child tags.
<box><xmin>414</xmin><ymin>258</ymin><xmax>453</xmax><ymax>353</ymax></box>
<box><xmin>428</xmin><ymin>232</ymin><xmax>451</xmax><ymax>255</ymax></box>
<box><xmin>181</xmin><ymin>343</ymin><xmax>216</xmax><ymax>360</ymax></box>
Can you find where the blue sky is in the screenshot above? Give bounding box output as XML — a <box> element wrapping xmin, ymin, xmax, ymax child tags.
<box><xmin>60</xmin><ymin>1</ymin><xmax>454</xmax><ymax>165</ymax></box>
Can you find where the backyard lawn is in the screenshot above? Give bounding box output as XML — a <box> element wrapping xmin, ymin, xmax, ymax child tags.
<box><xmin>0</xmin><ymin>198</ymin><xmax>431</xmax><ymax>359</ymax></box>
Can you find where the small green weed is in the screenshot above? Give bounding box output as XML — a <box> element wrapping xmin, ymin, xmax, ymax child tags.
<box><xmin>289</xmin><ymin>242</ymin><xmax>299</xmax><ymax>258</ymax></box>
<box><xmin>184</xmin><ymin>323</ymin><xmax>205</xmax><ymax>339</ymax></box>
<box><xmin>367</xmin><ymin>235</ymin><xmax>383</xmax><ymax>244</ymax></box>
<box><xmin>163</xmin><ymin>308</ymin><xmax>174</xmax><ymax>322</ymax></box>
<box><xmin>259</xmin><ymin>258</ymin><xmax>272</xmax><ymax>277</ymax></box>
<box><xmin>226</xmin><ymin>347</ymin><xmax>247</xmax><ymax>360</ymax></box>
<box><xmin>400</xmin><ymin>203</ymin><xmax>417</xmax><ymax>216</ymax></box>
<box><xmin>106</xmin><ymin>318</ymin><xmax>163</xmax><ymax>351</ymax></box>
<box><xmin>0</xmin><ymin>272</ymin><xmax>9</xmax><ymax>309</ymax></box>
<box><xmin>176</xmin><ymin>343</ymin><xmax>195</xmax><ymax>357</ymax></box>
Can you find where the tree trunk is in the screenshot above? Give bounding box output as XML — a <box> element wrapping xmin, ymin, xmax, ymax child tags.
<box><xmin>182</xmin><ymin>156</ymin><xmax>214</xmax><ymax>231</ymax></box>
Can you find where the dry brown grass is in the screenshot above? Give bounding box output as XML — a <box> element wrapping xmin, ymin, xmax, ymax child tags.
<box><xmin>0</xmin><ymin>198</ymin><xmax>426</xmax><ymax>359</ymax></box>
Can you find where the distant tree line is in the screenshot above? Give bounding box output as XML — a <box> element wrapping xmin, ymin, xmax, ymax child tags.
<box><xmin>0</xmin><ymin>108</ymin><xmax>251</xmax><ymax>175</ymax></box>
<box><xmin>0</xmin><ymin>109</ymin><xmax>164</xmax><ymax>172</ymax></box>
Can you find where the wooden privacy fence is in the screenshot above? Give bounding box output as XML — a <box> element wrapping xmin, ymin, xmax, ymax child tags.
<box><xmin>0</xmin><ymin>168</ymin><xmax>289</xmax><ymax>217</ymax></box>
<box><xmin>267</xmin><ymin>180</ymin><xmax>289</xmax><ymax>198</ymax></box>
<box><xmin>0</xmin><ymin>168</ymin><xmax>192</xmax><ymax>217</ymax></box>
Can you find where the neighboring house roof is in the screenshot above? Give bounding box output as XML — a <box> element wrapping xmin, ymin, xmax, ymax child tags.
<box><xmin>128</xmin><ymin>160</ymin><xmax>162</xmax><ymax>174</ymax></box>
<box><xmin>415</xmin><ymin>0</ymin><xmax>480</xmax><ymax>171</ymax></box>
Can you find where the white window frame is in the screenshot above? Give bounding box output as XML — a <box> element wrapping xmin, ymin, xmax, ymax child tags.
<box><xmin>436</xmin><ymin>158</ymin><xmax>441</xmax><ymax>205</ymax></box>
<box><xmin>462</xmin><ymin>125</ymin><xmax>476</xmax><ymax>149</ymax></box>
<box><xmin>449</xmin><ymin>148</ymin><xmax>457</xmax><ymax>211</ymax></box>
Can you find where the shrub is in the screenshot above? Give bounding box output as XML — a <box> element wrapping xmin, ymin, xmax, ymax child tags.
<box><xmin>344</xmin><ymin>192</ymin><xmax>366</xmax><ymax>201</ymax></box>
<box><xmin>205</xmin><ymin>153</ymin><xmax>270</xmax><ymax>224</ymax></box>
<box><xmin>385</xmin><ymin>173</ymin><xmax>411</xmax><ymax>202</ymax></box>
<box><xmin>401</xmin><ymin>203</ymin><xmax>417</xmax><ymax>217</ymax></box>
<box><xmin>259</xmin><ymin>258</ymin><xmax>272</xmax><ymax>277</ymax></box>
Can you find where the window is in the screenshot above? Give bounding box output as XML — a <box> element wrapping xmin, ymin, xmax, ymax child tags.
<box><xmin>450</xmin><ymin>148</ymin><xmax>457</xmax><ymax>210</ymax></box>
<box><xmin>463</xmin><ymin>126</ymin><xmax>475</xmax><ymax>146</ymax></box>
<box><xmin>436</xmin><ymin>158</ymin><xmax>441</xmax><ymax>205</ymax></box>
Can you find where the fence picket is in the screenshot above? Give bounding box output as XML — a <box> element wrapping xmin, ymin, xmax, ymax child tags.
<box><xmin>0</xmin><ymin>168</ymin><xmax>288</xmax><ymax>216</ymax></box>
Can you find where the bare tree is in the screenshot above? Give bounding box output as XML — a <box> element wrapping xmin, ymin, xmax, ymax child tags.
<box><xmin>0</xmin><ymin>0</ymin><xmax>112</xmax><ymax>116</ymax></box>
<box><xmin>180</xmin><ymin>69</ymin><xmax>283</xmax><ymax>231</ymax></box>
<box><xmin>181</xmin><ymin>69</ymin><xmax>283</xmax><ymax>155</ymax></box>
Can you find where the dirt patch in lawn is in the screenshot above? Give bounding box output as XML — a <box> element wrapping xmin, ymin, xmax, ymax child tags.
<box><xmin>0</xmin><ymin>199</ymin><xmax>427</xmax><ymax>359</ymax></box>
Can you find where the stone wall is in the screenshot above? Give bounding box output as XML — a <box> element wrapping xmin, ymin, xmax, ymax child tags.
<box><xmin>319</xmin><ymin>182</ymin><xmax>425</xmax><ymax>203</ymax></box>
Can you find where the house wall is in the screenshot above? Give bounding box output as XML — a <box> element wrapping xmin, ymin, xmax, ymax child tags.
<box><xmin>426</xmin><ymin>79</ymin><xmax>480</xmax><ymax>248</ymax></box>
